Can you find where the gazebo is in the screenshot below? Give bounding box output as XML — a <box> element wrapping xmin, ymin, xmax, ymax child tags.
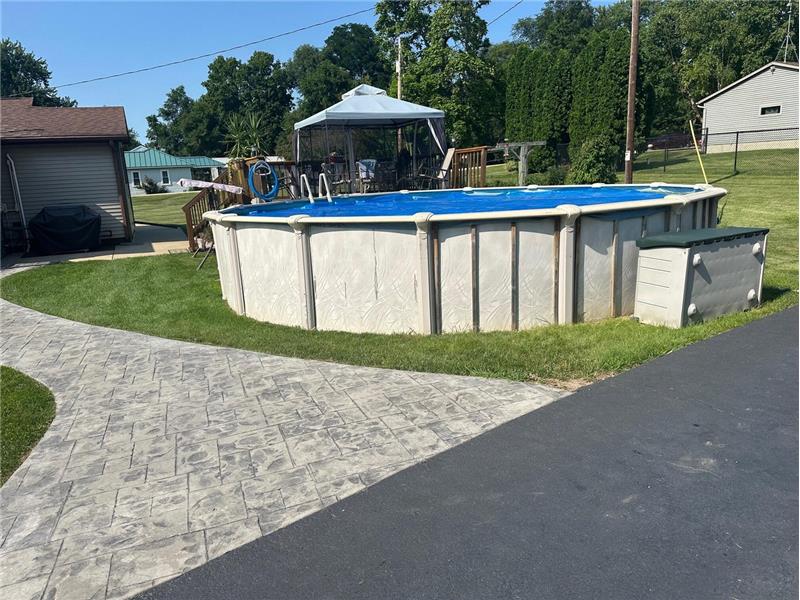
<box><xmin>293</xmin><ymin>84</ymin><xmax>447</xmax><ymax>193</ymax></box>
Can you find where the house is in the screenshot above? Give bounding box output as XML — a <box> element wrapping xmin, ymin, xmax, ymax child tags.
<box><xmin>124</xmin><ymin>146</ymin><xmax>224</xmax><ymax>195</ymax></box>
<box><xmin>697</xmin><ymin>61</ymin><xmax>799</xmax><ymax>153</ymax></box>
<box><xmin>0</xmin><ymin>97</ymin><xmax>134</xmax><ymax>249</ymax></box>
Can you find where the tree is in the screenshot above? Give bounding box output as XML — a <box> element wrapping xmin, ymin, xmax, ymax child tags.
<box><xmin>0</xmin><ymin>39</ymin><xmax>75</xmax><ymax>106</ymax></box>
<box><xmin>378</xmin><ymin>0</ymin><xmax>500</xmax><ymax>146</ymax></box>
<box><xmin>146</xmin><ymin>85</ymin><xmax>195</xmax><ymax>154</ymax></box>
<box><xmin>146</xmin><ymin>52</ymin><xmax>292</xmax><ymax>156</ymax></box>
<box><xmin>285</xmin><ymin>45</ymin><xmax>323</xmax><ymax>89</ymax></box>
<box><xmin>123</xmin><ymin>128</ymin><xmax>141</xmax><ymax>151</ymax></box>
<box><xmin>640</xmin><ymin>0</ymin><xmax>797</xmax><ymax>129</ymax></box>
<box><xmin>504</xmin><ymin>46</ymin><xmax>571</xmax><ymax>170</ymax></box>
<box><xmin>296</xmin><ymin>60</ymin><xmax>353</xmax><ymax>118</ymax></box>
<box><xmin>568</xmin><ymin>28</ymin><xmax>630</xmax><ymax>157</ymax></box>
<box><xmin>512</xmin><ymin>0</ymin><xmax>594</xmax><ymax>51</ymax></box>
<box><xmin>375</xmin><ymin>0</ymin><xmax>434</xmax><ymax>55</ymax></box>
<box><xmin>323</xmin><ymin>24</ymin><xmax>391</xmax><ymax>88</ymax></box>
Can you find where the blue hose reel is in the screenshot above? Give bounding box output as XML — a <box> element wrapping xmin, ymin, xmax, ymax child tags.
<box><xmin>247</xmin><ymin>160</ymin><xmax>279</xmax><ymax>202</ymax></box>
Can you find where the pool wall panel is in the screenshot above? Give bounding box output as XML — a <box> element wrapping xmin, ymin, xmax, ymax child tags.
<box><xmin>210</xmin><ymin>222</ymin><xmax>244</xmax><ymax>314</ymax></box>
<box><xmin>517</xmin><ymin>219</ymin><xmax>556</xmax><ymax>327</ymax></box>
<box><xmin>477</xmin><ymin>222</ymin><xmax>513</xmax><ymax>331</ymax></box>
<box><xmin>439</xmin><ymin>224</ymin><xmax>473</xmax><ymax>333</ymax></box>
<box><xmin>616</xmin><ymin>217</ymin><xmax>645</xmax><ymax>316</ymax></box>
<box><xmin>236</xmin><ymin>224</ymin><xmax>303</xmax><ymax>327</ymax></box>
<box><xmin>309</xmin><ymin>225</ymin><xmax>419</xmax><ymax>334</ymax></box>
<box><xmin>576</xmin><ymin>217</ymin><xmax>614</xmax><ymax>322</ymax></box>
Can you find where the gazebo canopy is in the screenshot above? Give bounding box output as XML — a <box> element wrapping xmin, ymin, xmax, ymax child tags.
<box><xmin>294</xmin><ymin>84</ymin><xmax>445</xmax><ymax>130</ymax></box>
<box><xmin>292</xmin><ymin>85</ymin><xmax>447</xmax><ymax>192</ymax></box>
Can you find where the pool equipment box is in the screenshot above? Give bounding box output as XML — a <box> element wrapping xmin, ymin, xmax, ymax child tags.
<box><xmin>633</xmin><ymin>227</ymin><xmax>768</xmax><ymax>328</ymax></box>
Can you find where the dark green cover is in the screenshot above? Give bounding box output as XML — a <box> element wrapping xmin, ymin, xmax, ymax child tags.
<box><xmin>636</xmin><ymin>227</ymin><xmax>769</xmax><ymax>249</ymax></box>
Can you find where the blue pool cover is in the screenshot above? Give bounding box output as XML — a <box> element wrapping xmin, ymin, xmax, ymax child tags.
<box><xmin>221</xmin><ymin>185</ymin><xmax>698</xmax><ymax>218</ymax></box>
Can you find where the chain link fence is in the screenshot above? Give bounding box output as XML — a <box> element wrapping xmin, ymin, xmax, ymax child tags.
<box><xmin>635</xmin><ymin>127</ymin><xmax>798</xmax><ymax>182</ymax></box>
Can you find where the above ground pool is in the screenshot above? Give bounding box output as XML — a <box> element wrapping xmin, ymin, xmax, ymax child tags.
<box><xmin>205</xmin><ymin>183</ymin><xmax>727</xmax><ymax>335</ymax></box>
<box><xmin>221</xmin><ymin>184</ymin><xmax>703</xmax><ymax>218</ymax></box>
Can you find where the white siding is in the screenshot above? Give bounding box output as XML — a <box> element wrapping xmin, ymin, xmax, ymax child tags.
<box><xmin>3</xmin><ymin>143</ymin><xmax>128</xmax><ymax>240</ymax></box>
<box><xmin>128</xmin><ymin>167</ymin><xmax>192</xmax><ymax>195</ymax></box>
<box><xmin>703</xmin><ymin>65</ymin><xmax>799</xmax><ymax>137</ymax></box>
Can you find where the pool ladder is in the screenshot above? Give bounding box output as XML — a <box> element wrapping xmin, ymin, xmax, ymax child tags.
<box><xmin>298</xmin><ymin>173</ymin><xmax>333</xmax><ymax>204</ymax></box>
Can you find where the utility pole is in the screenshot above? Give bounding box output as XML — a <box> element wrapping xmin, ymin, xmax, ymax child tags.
<box><xmin>624</xmin><ymin>0</ymin><xmax>640</xmax><ymax>184</ymax></box>
<box><xmin>396</xmin><ymin>37</ymin><xmax>403</xmax><ymax>154</ymax></box>
<box><xmin>396</xmin><ymin>36</ymin><xmax>403</xmax><ymax>100</ymax></box>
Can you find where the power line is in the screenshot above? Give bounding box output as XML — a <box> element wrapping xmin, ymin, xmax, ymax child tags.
<box><xmin>10</xmin><ymin>6</ymin><xmax>375</xmax><ymax>97</ymax></box>
<box><xmin>487</xmin><ymin>0</ymin><xmax>524</xmax><ymax>25</ymax></box>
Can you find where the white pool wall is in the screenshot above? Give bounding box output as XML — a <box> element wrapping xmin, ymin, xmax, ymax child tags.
<box><xmin>206</xmin><ymin>184</ymin><xmax>727</xmax><ymax>335</ymax></box>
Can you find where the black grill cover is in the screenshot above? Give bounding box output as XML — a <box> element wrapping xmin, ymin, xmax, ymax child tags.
<box><xmin>29</xmin><ymin>205</ymin><xmax>102</xmax><ymax>254</ymax></box>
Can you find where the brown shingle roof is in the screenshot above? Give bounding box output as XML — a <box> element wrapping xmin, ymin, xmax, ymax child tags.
<box><xmin>0</xmin><ymin>97</ymin><xmax>129</xmax><ymax>142</ymax></box>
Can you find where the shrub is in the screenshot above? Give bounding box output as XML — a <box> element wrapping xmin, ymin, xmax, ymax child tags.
<box><xmin>141</xmin><ymin>177</ymin><xmax>167</xmax><ymax>194</ymax></box>
<box><xmin>526</xmin><ymin>165</ymin><xmax>567</xmax><ymax>186</ymax></box>
<box><xmin>565</xmin><ymin>137</ymin><xmax>619</xmax><ymax>184</ymax></box>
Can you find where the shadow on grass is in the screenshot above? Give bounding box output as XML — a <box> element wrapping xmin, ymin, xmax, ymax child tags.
<box><xmin>762</xmin><ymin>285</ymin><xmax>794</xmax><ymax>303</ymax></box>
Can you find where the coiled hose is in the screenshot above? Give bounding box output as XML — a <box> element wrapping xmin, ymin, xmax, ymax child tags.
<box><xmin>248</xmin><ymin>160</ymin><xmax>279</xmax><ymax>202</ymax></box>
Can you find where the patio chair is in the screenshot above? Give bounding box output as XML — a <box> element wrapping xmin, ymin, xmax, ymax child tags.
<box><xmin>417</xmin><ymin>148</ymin><xmax>455</xmax><ymax>190</ymax></box>
<box><xmin>357</xmin><ymin>159</ymin><xmax>377</xmax><ymax>193</ymax></box>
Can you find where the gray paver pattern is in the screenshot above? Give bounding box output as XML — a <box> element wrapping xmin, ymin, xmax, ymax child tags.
<box><xmin>0</xmin><ymin>298</ymin><xmax>565</xmax><ymax>599</ymax></box>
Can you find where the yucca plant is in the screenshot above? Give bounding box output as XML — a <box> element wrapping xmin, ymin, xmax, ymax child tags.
<box><xmin>225</xmin><ymin>112</ymin><xmax>268</xmax><ymax>159</ymax></box>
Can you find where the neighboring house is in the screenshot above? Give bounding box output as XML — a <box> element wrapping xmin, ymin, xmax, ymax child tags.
<box><xmin>698</xmin><ymin>61</ymin><xmax>799</xmax><ymax>153</ymax></box>
<box><xmin>0</xmin><ymin>97</ymin><xmax>134</xmax><ymax>249</ymax></box>
<box><xmin>124</xmin><ymin>146</ymin><xmax>224</xmax><ymax>195</ymax></box>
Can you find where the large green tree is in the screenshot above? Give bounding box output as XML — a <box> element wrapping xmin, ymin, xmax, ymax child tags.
<box><xmin>568</xmin><ymin>28</ymin><xmax>630</xmax><ymax>157</ymax></box>
<box><xmin>323</xmin><ymin>24</ymin><xmax>391</xmax><ymax>88</ymax></box>
<box><xmin>512</xmin><ymin>0</ymin><xmax>595</xmax><ymax>51</ymax></box>
<box><xmin>376</xmin><ymin>0</ymin><xmax>500</xmax><ymax>146</ymax></box>
<box><xmin>146</xmin><ymin>51</ymin><xmax>292</xmax><ymax>156</ymax></box>
<box><xmin>145</xmin><ymin>85</ymin><xmax>195</xmax><ymax>154</ymax></box>
<box><xmin>0</xmin><ymin>39</ymin><xmax>75</xmax><ymax>106</ymax></box>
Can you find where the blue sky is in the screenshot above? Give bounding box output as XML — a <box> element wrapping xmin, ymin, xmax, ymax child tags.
<box><xmin>2</xmin><ymin>1</ymin><xmax>547</xmax><ymax>140</ymax></box>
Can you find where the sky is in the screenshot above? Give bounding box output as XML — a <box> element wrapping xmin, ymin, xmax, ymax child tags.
<box><xmin>2</xmin><ymin>1</ymin><xmax>548</xmax><ymax>140</ymax></box>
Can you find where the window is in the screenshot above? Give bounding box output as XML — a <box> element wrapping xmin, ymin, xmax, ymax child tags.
<box><xmin>132</xmin><ymin>171</ymin><xmax>141</xmax><ymax>186</ymax></box>
<box><xmin>161</xmin><ymin>170</ymin><xmax>170</xmax><ymax>184</ymax></box>
<box><xmin>760</xmin><ymin>105</ymin><xmax>781</xmax><ymax>116</ymax></box>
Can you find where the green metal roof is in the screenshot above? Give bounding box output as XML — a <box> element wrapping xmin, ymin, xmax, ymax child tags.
<box><xmin>636</xmin><ymin>227</ymin><xmax>769</xmax><ymax>249</ymax></box>
<box><xmin>124</xmin><ymin>147</ymin><xmax>224</xmax><ymax>169</ymax></box>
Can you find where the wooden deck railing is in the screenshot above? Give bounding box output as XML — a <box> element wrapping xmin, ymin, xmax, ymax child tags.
<box><xmin>182</xmin><ymin>157</ymin><xmax>296</xmax><ymax>252</ymax></box>
<box><xmin>448</xmin><ymin>146</ymin><xmax>488</xmax><ymax>188</ymax></box>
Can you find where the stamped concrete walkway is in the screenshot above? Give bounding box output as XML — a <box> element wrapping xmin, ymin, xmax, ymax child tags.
<box><xmin>0</xmin><ymin>299</ymin><xmax>564</xmax><ymax>600</ymax></box>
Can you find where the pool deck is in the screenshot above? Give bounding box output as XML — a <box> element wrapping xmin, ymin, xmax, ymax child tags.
<box><xmin>0</xmin><ymin>298</ymin><xmax>564</xmax><ymax>600</ymax></box>
<box><xmin>136</xmin><ymin>307</ymin><xmax>798</xmax><ymax>600</ymax></box>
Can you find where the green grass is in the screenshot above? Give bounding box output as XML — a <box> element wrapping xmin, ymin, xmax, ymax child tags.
<box><xmin>1</xmin><ymin>366</ymin><xmax>56</xmax><ymax>484</ymax></box>
<box><xmin>1</xmin><ymin>148</ymin><xmax>796</xmax><ymax>385</ymax></box>
<box><xmin>131</xmin><ymin>192</ymin><xmax>195</xmax><ymax>229</ymax></box>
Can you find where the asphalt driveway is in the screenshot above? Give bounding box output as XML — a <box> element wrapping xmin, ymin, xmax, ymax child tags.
<box><xmin>138</xmin><ymin>307</ymin><xmax>798</xmax><ymax>600</ymax></box>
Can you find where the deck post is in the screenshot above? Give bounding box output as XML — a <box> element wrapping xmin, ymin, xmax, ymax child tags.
<box><xmin>414</xmin><ymin>212</ymin><xmax>436</xmax><ymax>334</ymax></box>
<box><xmin>557</xmin><ymin>205</ymin><xmax>581</xmax><ymax>324</ymax></box>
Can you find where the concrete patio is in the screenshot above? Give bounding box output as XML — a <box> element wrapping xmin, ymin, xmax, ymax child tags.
<box><xmin>0</xmin><ymin>298</ymin><xmax>564</xmax><ymax>599</ymax></box>
<box><xmin>1</xmin><ymin>224</ymin><xmax>188</xmax><ymax>271</ymax></box>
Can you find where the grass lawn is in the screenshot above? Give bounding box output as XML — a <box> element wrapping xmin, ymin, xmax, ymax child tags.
<box><xmin>0</xmin><ymin>366</ymin><xmax>56</xmax><ymax>484</ymax></box>
<box><xmin>1</xmin><ymin>148</ymin><xmax>796</xmax><ymax>385</ymax></box>
<box><xmin>131</xmin><ymin>192</ymin><xmax>195</xmax><ymax>229</ymax></box>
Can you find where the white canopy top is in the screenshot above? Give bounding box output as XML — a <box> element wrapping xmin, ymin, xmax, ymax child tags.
<box><xmin>293</xmin><ymin>84</ymin><xmax>445</xmax><ymax>129</ymax></box>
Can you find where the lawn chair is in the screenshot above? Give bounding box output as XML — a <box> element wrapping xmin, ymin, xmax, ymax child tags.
<box><xmin>357</xmin><ymin>159</ymin><xmax>377</xmax><ymax>193</ymax></box>
<box><xmin>417</xmin><ymin>148</ymin><xmax>455</xmax><ymax>189</ymax></box>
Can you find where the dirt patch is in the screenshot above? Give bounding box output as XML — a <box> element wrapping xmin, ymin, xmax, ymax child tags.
<box><xmin>528</xmin><ymin>372</ymin><xmax>616</xmax><ymax>392</ymax></box>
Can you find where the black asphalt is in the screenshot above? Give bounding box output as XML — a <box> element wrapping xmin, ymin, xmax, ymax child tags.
<box><xmin>139</xmin><ymin>308</ymin><xmax>798</xmax><ymax>600</ymax></box>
